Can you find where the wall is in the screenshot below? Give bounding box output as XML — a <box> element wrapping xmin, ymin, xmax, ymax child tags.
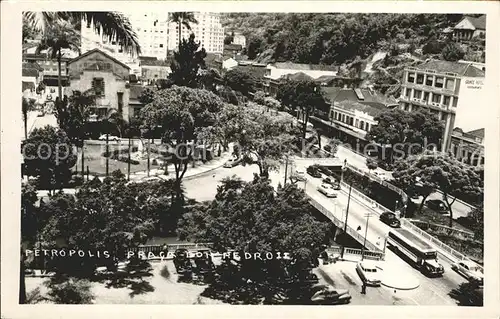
<box><xmin>141</xmin><ymin>65</ymin><xmax>171</xmax><ymax>81</ymax></box>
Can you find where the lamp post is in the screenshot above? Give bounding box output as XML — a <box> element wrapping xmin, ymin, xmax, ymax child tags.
<box><xmin>340</xmin><ymin>183</ymin><xmax>353</xmax><ymax>259</ymax></box>
<box><xmin>361</xmin><ymin>212</ymin><xmax>373</xmax><ymax>260</ymax></box>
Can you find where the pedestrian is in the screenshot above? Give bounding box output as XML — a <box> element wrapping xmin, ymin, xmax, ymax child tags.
<box><xmin>357</xmin><ymin>225</ymin><xmax>362</xmax><ymax>231</ymax></box>
<box><xmin>361</xmin><ymin>283</ymin><xmax>366</xmax><ymax>295</ymax></box>
<box><xmin>344</xmin><ymin>159</ymin><xmax>347</xmax><ymax>166</ymax></box>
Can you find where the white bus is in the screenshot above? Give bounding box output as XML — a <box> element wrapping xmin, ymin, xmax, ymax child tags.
<box><xmin>387</xmin><ymin>229</ymin><xmax>444</xmax><ymax>277</ymax></box>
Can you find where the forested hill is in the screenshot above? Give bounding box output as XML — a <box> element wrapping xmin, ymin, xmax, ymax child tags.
<box><xmin>221</xmin><ymin>13</ymin><xmax>463</xmax><ymax>65</ymax></box>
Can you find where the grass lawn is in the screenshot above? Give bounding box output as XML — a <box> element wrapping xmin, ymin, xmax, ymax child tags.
<box><xmin>76</xmin><ymin>142</ymin><xmax>153</xmax><ymax>176</ymax></box>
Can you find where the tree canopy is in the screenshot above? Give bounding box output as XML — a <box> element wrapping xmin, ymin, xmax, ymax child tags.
<box><xmin>169</xmin><ymin>34</ymin><xmax>207</xmax><ymax>88</ymax></box>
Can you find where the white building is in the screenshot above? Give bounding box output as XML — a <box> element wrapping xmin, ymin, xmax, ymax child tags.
<box><xmin>167</xmin><ymin>12</ymin><xmax>224</xmax><ymax>53</ymax></box>
<box><xmin>233</xmin><ymin>33</ymin><xmax>246</xmax><ymax>47</ymax></box>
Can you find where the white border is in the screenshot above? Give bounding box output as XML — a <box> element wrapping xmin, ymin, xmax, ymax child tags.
<box><xmin>2</xmin><ymin>1</ymin><xmax>499</xmax><ymax>318</ymax></box>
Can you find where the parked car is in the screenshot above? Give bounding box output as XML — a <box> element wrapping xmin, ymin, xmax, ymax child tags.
<box><xmin>322</xmin><ymin>177</ymin><xmax>341</xmax><ymax>189</ymax></box>
<box><xmin>98</xmin><ymin>134</ymin><xmax>120</xmax><ymax>141</ymax></box>
<box><xmin>379</xmin><ymin>211</ymin><xmax>401</xmax><ymax>228</ymax></box>
<box><xmin>223</xmin><ymin>157</ymin><xmax>242</xmax><ymax>168</ymax></box>
<box><xmin>451</xmin><ymin>260</ymin><xmax>484</xmax><ymax>285</ymax></box>
<box><xmin>294</xmin><ymin>169</ymin><xmax>306</xmax><ymax>181</ymax></box>
<box><xmin>307</xmin><ymin>165</ymin><xmax>322</xmax><ymax>178</ymax></box>
<box><xmin>426</xmin><ymin>199</ymin><xmax>448</xmax><ymax>213</ymax></box>
<box><xmin>310</xmin><ymin>285</ymin><xmax>352</xmax><ymax>305</ymax></box>
<box><xmin>173</xmin><ymin>248</ymin><xmax>193</xmax><ymax>275</ymax></box>
<box><xmin>317</xmin><ymin>183</ymin><xmax>337</xmax><ymax>198</ymax></box>
<box><xmin>355</xmin><ymin>261</ymin><xmax>382</xmax><ymax>286</ymax></box>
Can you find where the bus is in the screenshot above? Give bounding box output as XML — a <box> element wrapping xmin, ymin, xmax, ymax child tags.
<box><xmin>387</xmin><ymin>229</ymin><xmax>445</xmax><ymax>277</ymax></box>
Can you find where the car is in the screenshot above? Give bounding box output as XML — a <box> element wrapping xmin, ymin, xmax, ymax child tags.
<box><xmin>355</xmin><ymin>261</ymin><xmax>382</xmax><ymax>286</ymax></box>
<box><xmin>426</xmin><ymin>199</ymin><xmax>448</xmax><ymax>213</ymax></box>
<box><xmin>173</xmin><ymin>248</ymin><xmax>193</xmax><ymax>275</ymax></box>
<box><xmin>322</xmin><ymin>177</ymin><xmax>340</xmax><ymax>189</ymax></box>
<box><xmin>294</xmin><ymin>169</ymin><xmax>306</xmax><ymax>181</ymax></box>
<box><xmin>98</xmin><ymin>134</ymin><xmax>120</xmax><ymax>142</ymax></box>
<box><xmin>379</xmin><ymin>211</ymin><xmax>401</xmax><ymax>228</ymax></box>
<box><xmin>317</xmin><ymin>183</ymin><xmax>337</xmax><ymax>198</ymax></box>
<box><xmin>307</xmin><ymin>165</ymin><xmax>322</xmax><ymax>178</ymax></box>
<box><xmin>223</xmin><ymin>157</ymin><xmax>242</xmax><ymax>168</ymax></box>
<box><xmin>310</xmin><ymin>285</ymin><xmax>352</xmax><ymax>305</ymax></box>
<box><xmin>451</xmin><ymin>260</ymin><xmax>484</xmax><ymax>285</ymax></box>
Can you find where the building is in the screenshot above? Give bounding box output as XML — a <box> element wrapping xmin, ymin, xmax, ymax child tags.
<box><xmin>449</xmin><ymin>128</ymin><xmax>484</xmax><ymax>167</ymax></box>
<box><xmin>67</xmin><ymin>49</ymin><xmax>131</xmax><ymax>121</ymax></box>
<box><xmin>222</xmin><ymin>57</ymin><xmax>238</xmax><ymax>71</ymax></box>
<box><xmin>167</xmin><ymin>12</ymin><xmax>224</xmax><ymax>53</ymax></box>
<box><xmin>453</xmin><ymin>15</ymin><xmax>486</xmax><ymax>41</ymax></box>
<box><xmin>140</xmin><ymin>57</ymin><xmax>171</xmax><ymax>83</ymax></box>
<box><xmin>22</xmin><ymin>61</ymin><xmax>44</xmax><ymax>88</ymax></box>
<box><xmin>223</xmin><ymin>43</ymin><xmax>243</xmax><ymax>58</ymax></box>
<box><xmin>399</xmin><ymin>59</ymin><xmax>485</xmax><ymax>151</ymax></box>
<box><xmin>232</xmin><ymin>33</ymin><xmax>246</xmax><ymax>48</ymax></box>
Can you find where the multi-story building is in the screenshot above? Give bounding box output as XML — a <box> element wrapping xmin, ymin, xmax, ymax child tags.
<box><xmin>140</xmin><ymin>58</ymin><xmax>171</xmax><ymax>83</ymax></box>
<box><xmin>449</xmin><ymin>128</ymin><xmax>484</xmax><ymax>167</ymax></box>
<box><xmin>399</xmin><ymin>60</ymin><xmax>485</xmax><ymax>151</ymax></box>
<box><xmin>167</xmin><ymin>12</ymin><xmax>224</xmax><ymax>53</ymax></box>
<box><xmin>452</xmin><ymin>15</ymin><xmax>486</xmax><ymax>41</ymax></box>
<box><xmin>67</xmin><ymin>49</ymin><xmax>131</xmax><ymax>121</ymax></box>
<box><xmin>232</xmin><ymin>33</ymin><xmax>246</xmax><ymax>48</ymax></box>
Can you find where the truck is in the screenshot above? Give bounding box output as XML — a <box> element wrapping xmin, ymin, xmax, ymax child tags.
<box><xmin>387</xmin><ymin>229</ymin><xmax>445</xmax><ymax>277</ymax></box>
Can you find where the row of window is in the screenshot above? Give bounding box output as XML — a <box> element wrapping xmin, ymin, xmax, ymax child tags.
<box><xmin>407</xmin><ymin>72</ymin><xmax>456</xmax><ymax>90</ymax></box>
<box><xmin>332</xmin><ymin>111</ymin><xmax>371</xmax><ymax>132</ymax></box>
<box><xmin>449</xmin><ymin>143</ymin><xmax>485</xmax><ymax>166</ymax></box>
<box><xmin>404</xmin><ymin>88</ymin><xmax>458</xmax><ymax>108</ymax></box>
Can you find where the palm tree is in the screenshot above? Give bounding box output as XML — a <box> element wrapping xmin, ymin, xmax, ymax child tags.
<box><xmin>169</xmin><ymin>12</ymin><xmax>198</xmax><ymax>49</ymax></box>
<box><xmin>25</xmin><ymin>11</ymin><xmax>141</xmax><ymax>99</ymax></box>
<box><xmin>22</xmin><ymin>97</ymin><xmax>35</xmax><ymax>140</ymax></box>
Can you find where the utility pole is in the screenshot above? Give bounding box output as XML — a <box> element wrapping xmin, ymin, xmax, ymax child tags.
<box><xmin>361</xmin><ymin>212</ymin><xmax>373</xmax><ymax>260</ymax></box>
<box><xmin>127</xmin><ymin>134</ymin><xmax>131</xmax><ymax>181</ymax></box>
<box><xmin>105</xmin><ymin>133</ymin><xmax>109</xmax><ymax>177</ymax></box>
<box><xmin>147</xmin><ymin>137</ymin><xmax>150</xmax><ymax>177</ymax></box>
<box><xmin>340</xmin><ymin>183</ymin><xmax>352</xmax><ymax>259</ymax></box>
<box><xmin>284</xmin><ymin>156</ymin><xmax>288</xmax><ymax>185</ymax></box>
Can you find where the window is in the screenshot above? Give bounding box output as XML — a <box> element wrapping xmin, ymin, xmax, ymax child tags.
<box><xmin>341</xmin><ymin>114</ymin><xmax>345</xmax><ymax>122</ymax></box>
<box><xmin>452</xmin><ymin>98</ymin><xmax>458</xmax><ymax>107</ymax></box>
<box><xmin>443</xmin><ymin>96</ymin><xmax>451</xmax><ymax>106</ymax></box>
<box><xmin>360</xmin><ymin>121</ymin><xmax>365</xmax><ymax>130</ymax></box>
<box><xmin>117</xmin><ymin>92</ymin><xmax>123</xmax><ymax>114</ymax></box>
<box><xmin>355</xmin><ymin>119</ymin><xmax>359</xmax><ymax>127</ymax></box>
<box><xmin>445</xmin><ymin>78</ymin><xmax>455</xmax><ymax>90</ymax></box>
<box><xmin>432</xmin><ymin>94</ymin><xmax>441</xmax><ymax>103</ymax></box>
<box><xmin>414</xmin><ymin>90</ymin><xmax>422</xmax><ymax>99</ymax></box>
<box><xmin>366</xmin><ymin>123</ymin><xmax>370</xmax><ymax>131</ymax></box>
<box><xmin>405</xmin><ymin>88</ymin><xmax>411</xmax><ymax>97</ymax></box>
<box><xmin>416</xmin><ymin>73</ymin><xmax>424</xmax><ymax>84</ymax></box>
<box><xmin>407</xmin><ymin>72</ymin><xmax>415</xmax><ymax>83</ymax></box>
<box><xmin>423</xmin><ymin>92</ymin><xmax>430</xmax><ymax>103</ymax></box>
<box><xmin>92</xmin><ymin>78</ymin><xmax>105</xmax><ymax>96</ymax></box>
<box><xmin>425</xmin><ymin>75</ymin><xmax>434</xmax><ymax>86</ymax></box>
<box><xmin>435</xmin><ymin>77</ymin><xmax>444</xmax><ymax>88</ymax></box>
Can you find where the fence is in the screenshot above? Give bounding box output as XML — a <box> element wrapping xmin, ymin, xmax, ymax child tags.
<box><xmin>400</xmin><ymin>219</ymin><xmax>483</xmax><ymax>271</ymax></box>
<box><xmin>407</xmin><ymin>219</ymin><xmax>476</xmax><ymax>241</ymax></box>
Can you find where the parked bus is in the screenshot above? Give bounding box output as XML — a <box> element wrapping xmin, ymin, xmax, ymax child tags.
<box><xmin>387</xmin><ymin>229</ymin><xmax>444</xmax><ymax>277</ymax></box>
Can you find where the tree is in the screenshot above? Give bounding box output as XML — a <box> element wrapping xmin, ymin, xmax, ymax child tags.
<box><xmin>276</xmin><ymin>80</ymin><xmax>325</xmax><ymax>138</ymax></box>
<box><xmin>213</xmin><ymin>104</ymin><xmax>245</xmax><ymax>152</ymax></box>
<box><xmin>222</xmin><ymin>69</ymin><xmax>256</xmax><ymax>97</ymax></box>
<box><xmin>366</xmin><ymin>158</ymin><xmax>378</xmax><ymax>173</ymax></box>
<box><xmin>23</xmin><ymin>126</ymin><xmax>77</xmax><ymax>193</ymax></box>
<box><xmin>169</xmin><ymin>34</ymin><xmax>207</xmax><ymax>88</ymax></box>
<box><xmin>140</xmin><ymin>86</ymin><xmax>224</xmax><ymax>197</ymax></box>
<box><xmin>169</xmin><ymin>12</ymin><xmax>198</xmax><ymax>48</ymax></box>
<box><xmin>366</xmin><ymin>108</ymin><xmax>444</xmax><ymax>165</ymax></box>
<box><xmin>246</xmin><ymin>36</ymin><xmax>263</xmax><ymax>60</ymax></box>
<box><xmin>22</xmin><ymin>97</ymin><xmax>36</xmax><ymax>140</ymax></box>
<box><xmin>177</xmin><ymin>177</ymin><xmax>330</xmax><ymax>304</ymax></box>
<box><xmin>441</xmin><ymin>42</ymin><xmax>465</xmax><ymax>62</ymax></box>
<box><xmin>449</xmin><ymin>280</ymin><xmax>483</xmax><ymax>306</ymax></box>
<box><xmin>35</xmin><ymin>20</ymin><xmax>80</xmax><ymax>100</ymax></box>
<box><xmin>393</xmin><ymin>151</ymin><xmax>483</xmax><ymax>227</ymax></box>
<box><xmin>253</xmin><ymin>91</ymin><xmax>266</xmax><ymax>105</ymax></box>
<box><xmin>46</xmin><ymin>277</ymin><xmax>94</xmax><ymax>304</ymax></box>
<box><xmin>224</xmin><ymin>34</ymin><xmax>234</xmax><ymax>45</ymax></box>
<box><xmin>467</xmin><ymin>205</ymin><xmax>484</xmax><ymax>241</ymax></box>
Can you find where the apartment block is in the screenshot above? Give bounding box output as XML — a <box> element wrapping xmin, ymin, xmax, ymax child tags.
<box><xmin>399</xmin><ymin>60</ymin><xmax>485</xmax><ymax>151</ymax></box>
<box><xmin>167</xmin><ymin>12</ymin><xmax>224</xmax><ymax>53</ymax></box>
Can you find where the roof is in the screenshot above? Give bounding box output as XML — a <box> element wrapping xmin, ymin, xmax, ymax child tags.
<box><xmin>23</xmin><ymin>53</ymin><xmax>71</xmax><ymax>62</ymax></box>
<box><xmin>68</xmin><ymin>48</ymin><xmax>130</xmax><ymax>70</ymax></box>
<box><xmin>283</xmin><ymin>72</ymin><xmax>314</xmax><ymax>81</ymax></box>
<box><xmin>22</xmin><ymin>61</ymin><xmax>44</xmax><ymax>72</ymax></box>
<box><xmin>414</xmin><ymin>60</ymin><xmax>485</xmax><ymax>77</ymax></box>
<box><xmin>22</xmin><ymin>68</ymin><xmax>39</xmax><ymax>77</ymax></box>
<box><xmin>335</xmin><ymin>100</ymin><xmax>387</xmax><ymax>118</ymax></box>
<box><xmin>22</xmin><ymin>42</ymin><xmax>39</xmax><ymax>52</ymax></box>
<box><xmin>139</xmin><ymin>56</ymin><xmax>158</xmax><ymax>61</ymax></box>
<box><xmin>455</xmin><ymin>15</ymin><xmax>486</xmax><ymax>30</ymax></box>
<box><xmin>322</xmin><ymin>87</ymin><xmax>398</xmax><ymax>107</ymax></box>
<box><xmin>234</xmin><ymin>54</ymin><xmax>249</xmax><ymax>62</ymax></box>
<box><xmin>233</xmin><ymin>64</ymin><xmax>267</xmax><ymax>80</ymax></box>
<box><xmin>141</xmin><ymin>59</ymin><xmax>170</xmax><ymax>67</ymax></box>
<box><xmin>224</xmin><ymin>44</ymin><xmax>243</xmax><ymax>51</ymax></box>
<box><xmin>22</xmin><ymin>81</ymin><xmax>35</xmax><ymax>92</ymax></box>
<box><xmin>466</xmin><ymin>128</ymin><xmax>485</xmax><ymax>139</ymax></box>
<box><xmin>272</xmin><ymin>62</ymin><xmax>338</xmax><ymax>72</ymax></box>
<box><xmin>205</xmin><ymin>53</ymin><xmax>223</xmax><ymax>64</ymax></box>
<box><xmin>391</xmin><ymin>229</ymin><xmax>434</xmax><ymax>251</ymax></box>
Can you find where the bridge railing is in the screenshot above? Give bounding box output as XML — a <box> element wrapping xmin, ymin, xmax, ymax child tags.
<box><xmin>325</xmin><ymin>246</ymin><xmax>384</xmax><ymax>261</ymax></box>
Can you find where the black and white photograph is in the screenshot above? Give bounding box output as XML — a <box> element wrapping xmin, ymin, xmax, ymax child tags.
<box><xmin>2</xmin><ymin>1</ymin><xmax>500</xmax><ymax>317</ymax></box>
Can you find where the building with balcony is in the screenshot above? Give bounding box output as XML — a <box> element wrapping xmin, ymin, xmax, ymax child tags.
<box><xmin>167</xmin><ymin>12</ymin><xmax>224</xmax><ymax>53</ymax></box>
<box><xmin>399</xmin><ymin>60</ymin><xmax>485</xmax><ymax>151</ymax></box>
<box><xmin>449</xmin><ymin>127</ymin><xmax>484</xmax><ymax>167</ymax></box>
<box><xmin>67</xmin><ymin>49</ymin><xmax>131</xmax><ymax>121</ymax></box>
<box><xmin>452</xmin><ymin>15</ymin><xmax>486</xmax><ymax>41</ymax></box>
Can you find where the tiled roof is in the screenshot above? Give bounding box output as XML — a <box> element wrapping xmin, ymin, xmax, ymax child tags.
<box><xmin>141</xmin><ymin>59</ymin><xmax>170</xmax><ymax>66</ymax></box>
<box><xmin>224</xmin><ymin>44</ymin><xmax>243</xmax><ymax>51</ymax></box>
<box><xmin>457</xmin><ymin>15</ymin><xmax>486</xmax><ymax>30</ymax></box>
<box><xmin>282</xmin><ymin>72</ymin><xmax>314</xmax><ymax>81</ymax></box>
<box><xmin>139</xmin><ymin>56</ymin><xmax>158</xmax><ymax>61</ymax></box>
<box><xmin>22</xmin><ymin>81</ymin><xmax>35</xmax><ymax>92</ymax></box>
<box><xmin>322</xmin><ymin>87</ymin><xmax>398</xmax><ymax>107</ymax></box>
<box><xmin>22</xmin><ymin>68</ymin><xmax>39</xmax><ymax>77</ymax></box>
<box><xmin>68</xmin><ymin>48</ymin><xmax>130</xmax><ymax>70</ymax></box>
<box><xmin>22</xmin><ymin>61</ymin><xmax>44</xmax><ymax>72</ymax></box>
<box><xmin>414</xmin><ymin>60</ymin><xmax>485</xmax><ymax>77</ymax></box>
<box><xmin>205</xmin><ymin>53</ymin><xmax>223</xmax><ymax>64</ymax></box>
<box><xmin>335</xmin><ymin>100</ymin><xmax>387</xmax><ymax>118</ymax></box>
<box><xmin>466</xmin><ymin>128</ymin><xmax>485</xmax><ymax>139</ymax></box>
<box><xmin>272</xmin><ymin>62</ymin><xmax>338</xmax><ymax>72</ymax></box>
